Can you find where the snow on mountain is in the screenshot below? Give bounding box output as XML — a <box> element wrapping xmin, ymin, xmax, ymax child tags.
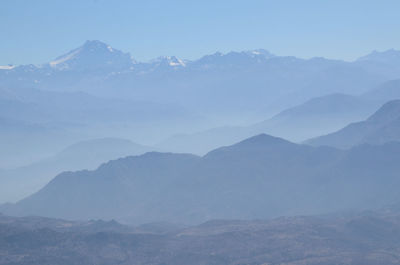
<box><xmin>49</xmin><ymin>40</ymin><xmax>134</xmax><ymax>71</ymax></box>
<box><xmin>245</xmin><ymin>49</ymin><xmax>276</xmax><ymax>58</ymax></box>
<box><xmin>150</xmin><ymin>56</ymin><xmax>187</xmax><ymax>67</ymax></box>
<box><xmin>0</xmin><ymin>65</ymin><xmax>15</xmax><ymax>70</ymax></box>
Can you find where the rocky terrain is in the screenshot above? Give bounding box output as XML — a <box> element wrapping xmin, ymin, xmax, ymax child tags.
<box><xmin>1</xmin><ymin>207</ymin><xmax>400</xmax><ymax>265</ymax></box>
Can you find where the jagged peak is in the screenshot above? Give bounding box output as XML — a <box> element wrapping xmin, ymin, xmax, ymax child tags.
<box><xmin>357</xmin><ymin>49</ymin><xmax>400</xmax><ymax>62</ymax></box>
<box><xmin>150</xmin><ymin>56</ymin><xmax>187</xmax><ymax>67</ymax></box>
<box><xmin>244</xmin><ymin>49</ymin><xmax>275</xmax><ymax>58</ymax></box>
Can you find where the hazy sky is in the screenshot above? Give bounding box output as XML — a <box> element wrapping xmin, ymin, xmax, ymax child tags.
<box><xmin>1</xmin><ymin>0</ymin><xmax>400</xmax><ymax>65</ymax></box>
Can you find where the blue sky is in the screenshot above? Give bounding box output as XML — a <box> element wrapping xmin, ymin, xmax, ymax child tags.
<box><xmin>1</xmin><ymin>0</ymin><xmax>399</xmax><ymax>65</ymax></box>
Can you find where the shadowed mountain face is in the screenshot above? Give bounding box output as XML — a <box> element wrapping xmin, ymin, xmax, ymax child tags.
<box><xmin>306</xmin><ymin>99</ymin><xmax>400</xmax><ymax>148</ymax></box>
<box><xmin>1</xmin><ymin>152</ymin><xmax>202</xmax><ymax>224</ymax></box>
<box><xmin>3</xmin><ymin>134</ymin><xmax>400</xmax><ymax>224</ymax></box>
<box><xmin>2</xmin><ymin>207</ymin><xmax>400</xmax><ymax>265</ymax></box>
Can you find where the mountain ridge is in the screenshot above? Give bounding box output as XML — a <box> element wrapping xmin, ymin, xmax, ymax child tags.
<box><xmin>1</xmin><ymin>40</ymin><xmax>397</xmax><ymax>120</ymax></box>
<box><xmin>306</xmin><ymin>99</ymin><xmax>400</xmax><ymax>148</ymax></box>
<box><xmin>0</xmin><ymin>137</ymin><xmax>154</xmax><ymax>203</ymax></box>
<box><xmin>3</xmin><ymin>132</ymin><xmax>400</xmax><ymax>224</ymax></box>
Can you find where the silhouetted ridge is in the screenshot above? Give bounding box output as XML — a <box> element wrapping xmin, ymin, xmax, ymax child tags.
<box><xmin>357</xmin><ymin>49</ymin><xmax>400</xmax><ymax>64</ymax></box>
<box><xmin>306</xmin><ymin>99</ymin><xmax>400</xmax><ymax>148</ymax></box>
<box><xmin>94</xmin><ymin>151</ymin><xmax>200</xmax><ymax>176</ymax></box>
<box><xmin>3</xmin><ymin>132</ymin><xmax>400</xmax><ymax>223</ymax></box>
<box><xmin>204</xmin><ymin>133</ymin><xmax>295</xmax><ymax>159</ymax></box>
<box><xmin>237</xmin><ymin>133</ymin><xmax>293</xmax><ymax>146</ymax></box>
<box><xmin>367</xmin><ymin>99</ymin><xmax>400</xmax><ymax>123</ymax></box>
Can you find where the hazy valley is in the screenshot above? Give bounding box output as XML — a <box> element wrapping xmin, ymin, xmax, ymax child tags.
<box><xmin>2</xmin><ymin>18</ymin><xmax>400</xmax><ymax>263</ymax></box>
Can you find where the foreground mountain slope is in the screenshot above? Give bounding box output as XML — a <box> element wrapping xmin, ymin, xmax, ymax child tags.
<box><xmin>306</xmin><ymin>99</ymin><xmax>400</xmax><ymax>148</ymax></box>
<box><xmin>4</xmin><ymin>134</ymin><xmax>400</xmax><ymax>224</ymax></box>
<box><xmin>2</xmin><ymin>152</ymin><xmax>201</xmax><ymax>223</ymax></box>
<box><xmin>0</xmin><ymin>138</ymin><xmax>153</xmax><ymax>203</ymax></box>
<box><xmin>2</xmin><ymin>207</ymin><xmax>400</xmax><ymax>265</ymax></box>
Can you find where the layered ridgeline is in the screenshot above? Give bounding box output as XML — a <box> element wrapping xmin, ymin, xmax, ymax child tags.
<box><xmin>0</xmin><ymin>138</ymin><xmax>153</xmax><ymax>203</ymax></box>
<box><xmin>2</xmin><ymin>204</ymin><xmax>400</xmax><ymax>264</ymax></box>
<box><xmin>3</xmin><ymin>133</ymin><xmax>400</xmax><ymax>224</ymax></box>
<box><xmin>157</xmin><ymin>78</ymin><xmax>400</xmax><ymax>154</ymax></box>
<box><xmin>157</xmin><ymin>93</ymin><xmax>380</xmax><ymax>154</ymax></box>
<box><xmin>2</xmin><ymin>41</ymin><xmax>400</xmax><ymax>166</ymax></box>
<box><xmin>307</xmin><ymin>99</ymin><xmax>400</xmax><ymax>148</ymax></box>
<box><xmin>0</xmin><ymin>84</ymin><xmax>199</xmax><ymax>168</ymax></box>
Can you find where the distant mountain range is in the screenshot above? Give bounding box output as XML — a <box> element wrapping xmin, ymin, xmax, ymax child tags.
<box><xmin>0</xmin><ymin>84</ymin><xmax>200</xmax><ymax>168</ymax></box>
<box><xmin>2</xmin><ymin>41</ymin><xmax>400</xmax><ymax>162</ymax></box>
<box><xmin>252</xmin><ymin>93</ymin><xmax>377</xmax><ymax>140</ymax></box>
<box><xmin>357</xmin><ymin>48</ymin><xmax>400</xmax><ymax>65</ymax></box>
<box><xmin>2</xmin><ymin>40</ymin><xmax>400</xmax><ymax>119</ymax></box>
<box><xmin>306</xmin><ymin>99</ymin><xmax>400</xmax><ymax>148</ymax></box>
<box><xmin>157</xmin><ymin>91</ymin><xmax>390</xmax><ymax>154</ymax></box>
<box><xmin>158</xmin><ymin>76</ymin><xmax>400</xmax><ymax>154</ymax></box>
<box><xmin>3</xmin><ymin>131</ymin><xmax>400</xmax><ymax>224</ymax></box>
<box><xmin>0</xmin><ymin>85</ymin><xmax>197</xmax><ymax>126</ymax></box>
<box><xmin>2</xmin><ymin>41</ymin><xmax>400</xmax><ymax>199</ymax></box>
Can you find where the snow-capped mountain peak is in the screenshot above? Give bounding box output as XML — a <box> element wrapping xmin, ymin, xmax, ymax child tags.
<box><xmin>0</xmin><ymin>65</ymin><xmax>15</xmax><ymax>70</ymax></box>
<box><xmin>150</xmin><ymin>56</ymin><xmax>187</xmax><ymax>67</ymax></box>
<box><xmin>245</xmin><ymin>49</ymin><xmax>275</xmax><ymax>59</ymax></box>
<box><xmin>49</xmin><ymin>40</ymin><xmax>134</xmax><ymax>71</ymax></box>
